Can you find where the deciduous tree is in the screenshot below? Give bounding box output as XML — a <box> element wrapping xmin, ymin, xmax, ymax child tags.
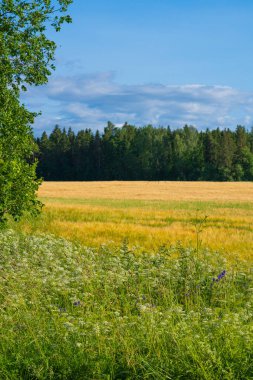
<box><xmin>0</xmin><ymin>0</ymin><xmax>72</xmax><ymax>223</ymax></box>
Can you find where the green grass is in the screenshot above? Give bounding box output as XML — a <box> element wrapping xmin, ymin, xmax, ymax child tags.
<box><xmin>41</xmin><ymin>196</ymin><xmax>253</xmax><ymax>211</ymax></box>
<box><xmin>21</xmin><ymin>206</ymin><xmax>253</xmax><ymax>233</ymax></box>
<box><xmin>1</xmin><ymin>230</ymin><xmax>253</xmax><ymax>379</ymax></box>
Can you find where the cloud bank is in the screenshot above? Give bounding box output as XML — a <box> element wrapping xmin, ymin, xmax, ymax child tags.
<box><xmin>22</xmin><ymin>72</ymin><xmax>253</xmax><ymax>134</ymax></box>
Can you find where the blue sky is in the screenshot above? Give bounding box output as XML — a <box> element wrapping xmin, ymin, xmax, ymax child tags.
<box><xmin>22</xmin><ymin>0</ymin><xmax>253</xmax><ymax>134</ymax></box>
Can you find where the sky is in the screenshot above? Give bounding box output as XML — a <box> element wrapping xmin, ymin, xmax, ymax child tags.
<box><xmin>22</xmin><ymin>0</ymin><xmax>253</xmax><ymax>135</ymax></box>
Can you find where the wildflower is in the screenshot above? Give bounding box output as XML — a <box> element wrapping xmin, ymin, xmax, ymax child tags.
<box><xmin>73</xmin><ymin>301</ymin><xmax>81</xmax><ymax>306</ymax></box>
<box><xmin>212</xmin><ymin>270</ymin><xmax>226</xmax><ymax>283</ymax></box>
<box><xmin>218</xmin><ymin>270</ymin><xmax>226</xmax><ymax>280</ymax></box>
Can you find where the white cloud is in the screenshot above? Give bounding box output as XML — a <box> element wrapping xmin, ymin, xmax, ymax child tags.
<box><xmin>22</xmin><ymin>72</ymin><xmax>253</xmax><ymax>134</ymax></box>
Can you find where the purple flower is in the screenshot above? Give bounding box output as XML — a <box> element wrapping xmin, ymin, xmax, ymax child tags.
<box><xmin>217</xmin><ymin>270</ymin><xmax>226</xmax><ymax>280</ymax></box>
<box><xmin>212</xmin><ymin>270</ymin><xmax>226</xmax><ymax>283</ymax></box>
<box><xmin>73</xmin><ymin>301</ymin><xmax>81</xmax><ymax>306</ymax></box>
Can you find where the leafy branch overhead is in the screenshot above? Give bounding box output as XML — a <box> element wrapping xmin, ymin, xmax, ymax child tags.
<box><xmin>0</xmin><ymin>0</ymin><xmax>72</xmax><ymax>92</ymax></box>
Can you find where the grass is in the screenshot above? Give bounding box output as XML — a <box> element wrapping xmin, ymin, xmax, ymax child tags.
<box><xmin>1</xmin><ymin>229</ymin><xmax>253</xmax><ymax>379</ymax></box>
<box><xmin>13</xmin><ymin>181</ymin><xmax>253</xmax><ymax>261</ymax></box>
<box><xmin>2</xmin><ymin>181</ymin><xmax>253</xmax><ymax>378</ymax></box>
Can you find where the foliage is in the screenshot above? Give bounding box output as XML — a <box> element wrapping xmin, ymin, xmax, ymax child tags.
<box><xmin>0</xmin><ymin>0</ymin><xmax>72</xmax><ymax>92</ymax></box>
<box><xmin>36</xmin><ymin>123</ymin><xmax>253</xmax><ymax>181</ymax></box>
<box><xmin>1</xmin><ymin>229</ymin><xmax>253</xmax><ymax>379</ymax></box>
<box><xmin>0</xmin><ymin>84</ymin><xmax>43</xmax><ymax>223</ymax></box>
<box><xmin>0</xmin><ymin>0</ymin><xmax>72</xmax><ymax>224</ymax></box>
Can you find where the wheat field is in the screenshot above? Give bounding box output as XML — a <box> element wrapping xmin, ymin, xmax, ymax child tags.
<box><xmin>39</xmin><ymin>181</ymin><xmax>253</xmax><ymax>202</ymax></box>
<box><xmin>17</xmin><ymin>181</ymin><xmax>253</xmax><ymax>261</ymax></box>
<box><xmin>3</xmin><ymin>181</ymin><xmax>253</xmax><ymax>378</ymax></box>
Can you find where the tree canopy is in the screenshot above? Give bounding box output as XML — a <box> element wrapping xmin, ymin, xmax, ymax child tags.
<box><xmin>0</xmin><ymin>0</ymin><xmax>72</xmax><ymax>91</ymax></box>
<box><xmin>36</xmin><ymin>123</ymin><xmax>253</xmax><ymax>182</ymax></box>
<box><xmin>0</xmin><ymin>0</ymin><xmax>72</xmax><ymax>224</ymax></box>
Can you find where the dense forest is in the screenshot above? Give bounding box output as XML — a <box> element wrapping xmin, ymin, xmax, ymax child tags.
<box><xmin>36</xmin><ymin>123</ymin><xmax>253</xmax><ymax>181</ymax></box>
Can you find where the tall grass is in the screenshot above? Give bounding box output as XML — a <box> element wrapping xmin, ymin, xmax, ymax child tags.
<box><xmin>1</xmin><ymin>230</ymin><xmax>253</xmax><ymax>379</ymax></box>
<box><xmin>15</xmin><ymin>198</ymin><xmax>253</xmax><ymax>260</ymax></box>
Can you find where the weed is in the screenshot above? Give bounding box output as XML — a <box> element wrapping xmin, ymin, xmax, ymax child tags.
<box><xmin>1</xmin><ymin>230</ymin><xmax>253</xmax><ymax>379</ymax></box>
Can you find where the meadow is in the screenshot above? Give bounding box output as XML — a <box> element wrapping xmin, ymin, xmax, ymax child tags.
<box><xmin>1</xmin><ymin>181</ymin><xmax>253</xmax><ymax>379</ymax></box>
<box><xmin>1</xmin><ymin>228</ymin><xmax>253</xmax><ymax>379</ymax></box>
<box><xmin>18</xmin><ymin>181</ymin><xmax>253</xmax><ymax>261</ymax></box>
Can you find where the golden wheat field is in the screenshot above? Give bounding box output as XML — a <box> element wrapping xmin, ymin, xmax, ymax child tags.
<box><xmin>18</xmin><ymin>181</ymin><xmax>253</xmax><ymax>261</ymax></box>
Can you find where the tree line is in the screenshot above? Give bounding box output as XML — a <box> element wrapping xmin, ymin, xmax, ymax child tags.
<box><xmin>36</xmin><ymin>123</ymin><xmax>253</xmax><ymax>181</ymax></box>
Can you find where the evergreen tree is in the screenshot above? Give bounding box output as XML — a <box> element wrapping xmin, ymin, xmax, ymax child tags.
<box><xmin>36</xmin><ymin>124</ymin><xmax>253</xmax><ymax>182</ymax></box>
